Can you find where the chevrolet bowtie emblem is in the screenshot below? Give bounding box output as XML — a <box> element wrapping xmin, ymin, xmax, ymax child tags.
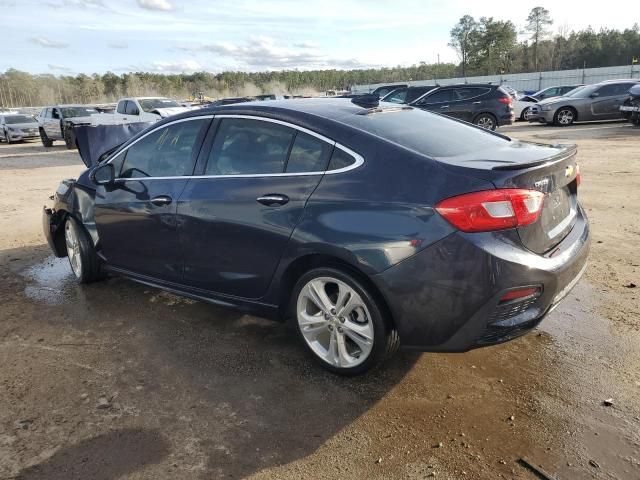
<box><xmin>565</xmin><ymin>165</ymin><xmax>574</xmax><ymax>178</ymax></box>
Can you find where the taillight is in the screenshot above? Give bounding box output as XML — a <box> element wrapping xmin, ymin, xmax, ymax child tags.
<box><xmin>497</xmin><ymin>97</ymin><xmax>512</xmax><ymax>105</ymax></box>
<box><xmin>435</xmin><ymin>189</ymin><xmax>545</xmax><ymax>232</ymax></box>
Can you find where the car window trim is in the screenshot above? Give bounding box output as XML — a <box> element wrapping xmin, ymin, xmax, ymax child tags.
<box><xmin>110</xmin><ymin>114</ymin><xmax>364</xmax><ymax>181</ymax></box>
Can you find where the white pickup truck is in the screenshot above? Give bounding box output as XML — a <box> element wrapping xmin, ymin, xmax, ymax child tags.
<box><xmin>91</xmin><ymin>97</ymin><xmax>196</xmax><ymax>125</ymax></box>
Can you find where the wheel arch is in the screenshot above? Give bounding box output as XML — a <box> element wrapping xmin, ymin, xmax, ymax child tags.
<box><xmin>556</xmin><ymin>105</ymin><xmax>578</xmax><ymax>121</ymax></box>
<box><xmin>277</xmin><ymin>253</ymin><xmax>396</xmax><ymax>330</ymax></box>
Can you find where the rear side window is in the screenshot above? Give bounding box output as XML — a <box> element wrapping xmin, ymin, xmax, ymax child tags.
<box><xmin>285</xmin><ymin>132</ymin><xmax>332</xmax><ymax>173</ymax></box>
<box><xmin>206</xmin><ymin>118</ymin><xmax>295</xmax><ymax>175</ymax></box>
<box><xmin>118</xmin><ymin>118</ymin><xmax>208</xmax><ymax>178</ymax></box>
<box><xmin>454</xmin><ymin>87</ymin><xmax>490</xmax><ymax>100</ymax></box>
<box><xmin>328</xmin><ymin>148</ymin><xmax>356</xmax><ymax>171</ymax></box>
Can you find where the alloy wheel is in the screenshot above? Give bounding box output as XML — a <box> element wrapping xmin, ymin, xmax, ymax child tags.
<box><xmin>476</xmin><ymin>115</ymin><xmax>495</xmax><ymax>130</ymax></box>
<box><xmin>296</xmin><ymin>276</ymin><xmax>374</xmax><ymax>368</ymax></box>
<box><xmin>65</xmin><ymin>220</ymin><xmax>83</xmax><ymax>279</ymax></box>
<box><xmin>557</xmin><ymin>109</ymin><xmax>574</xmax><ymax>125</ymax></box>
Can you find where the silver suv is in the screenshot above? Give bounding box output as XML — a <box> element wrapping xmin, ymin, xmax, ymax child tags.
<box><xmin>37</xmin><ymin>105</ymin><xmax>98</xmax><ymax>148</ymax></box>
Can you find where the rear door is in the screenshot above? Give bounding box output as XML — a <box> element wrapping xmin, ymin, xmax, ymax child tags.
<box><xmin>447</xmin><ymin>87</ymin><xmax>491</xmax><ymax>122</ymax></box>
<box><xmin>94</xmin><ymin>116</ymin><xmax>211</xmax><ymax>281</ymax></box>
<box><xmin>591</xmin><ymin>83</ymin><xmax>635</xmax><ymax>118</ymax></box>
<box><xmin>178</xmin><ymin>116</ymin><xmax>333</xmax><ymax>298</ymax></box>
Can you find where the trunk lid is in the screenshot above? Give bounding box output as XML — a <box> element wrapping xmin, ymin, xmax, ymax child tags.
<box><xmin>435</xmin><ymin>141</ymin><xmax>579</xmax><ymax>254</ymax></box>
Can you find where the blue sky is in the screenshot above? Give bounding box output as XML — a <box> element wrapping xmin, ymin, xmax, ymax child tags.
<box><xmin>0</xmin><ymin>0</ymin><xmax>636</xmax><ymax>75</ymax></box>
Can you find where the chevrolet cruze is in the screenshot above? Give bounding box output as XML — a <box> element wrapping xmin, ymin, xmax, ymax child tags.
<box><xmin>43</xmin><ymin>98</ymin><xmax>590</xmax><ymax>375</ymax></box>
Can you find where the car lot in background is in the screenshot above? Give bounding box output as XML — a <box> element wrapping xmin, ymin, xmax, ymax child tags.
<box><xmin>409</xmin><ymin>83</ymin><xmax>514</xmax><ymax>130</ymax></box>
<box><xmin>528</xmin><ymin>79</ymin><xmax>639</xmax><ymax>125</ymax></box>
<box><xmin>0</xmin><ymin>113</ymin><xmax>39</xmax><ymax>143</ymax></box>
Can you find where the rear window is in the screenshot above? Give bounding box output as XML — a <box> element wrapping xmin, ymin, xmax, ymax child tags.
<box><xmin>345</xmin><ymin>108</ymin><xmax>509</xmax><ymax>158</ymax></box>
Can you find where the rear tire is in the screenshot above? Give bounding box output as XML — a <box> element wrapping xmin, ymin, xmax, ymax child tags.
<box><xmin>520</xmin><ymin>107</ymin><xmax>531</xmax><ymax>121</ymax></box>
<box><xmin>64</xmin><ymin>216</ymin><xmax>104</xmax><ymax>284</ymax></box>
<box><xmin>553</xmin><ymin>107</ymin><xmax>576</xmax><ymax>126</ymax></box>
<box><xmin>290</xmin><ymin>267</ymin><xmax>399</xmax><ymax>376</ymax></box>
<box><xmin>473</xmin><ymin>113</ymin><xmax>497</xmax><ymax>131</ymax></box>
<box><xmin>4</xmin><ymin>129</ymin><xmax>11</xmax><ymax>144</ymax></box>
<box><xmin>39</xmin><ymin>128</ymin><xmax>53</xmax><ymax>148</ymax></box>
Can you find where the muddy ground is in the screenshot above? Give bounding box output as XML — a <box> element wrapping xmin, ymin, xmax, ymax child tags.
<box><xmin>0</xmin><ymin>122</ymin><xmax>639</xmax><ymax>479</ymax></box>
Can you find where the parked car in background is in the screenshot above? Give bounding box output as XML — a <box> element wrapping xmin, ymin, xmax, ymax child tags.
<box><xmin>528</xmin><ymin>79</ymin><xmax>640</xmax><ymax>126</ymax></box>
<box><xmin>370</xmin><ymin>84</ymin><xmax>408</xmax><ymax>98</ymax></box>
<box><xmin>410</xmin><ymin>84</ymin><xmax>514</xmax><ymax>130</ymax></box>
<box><xmin>0</xmin><ymin>113</ymin><xmax>39</xmax><ymax>143</ymax></box>
<box><xmin>43</xmin><ymin>98</ymin><xmax>588</xmax><ymax>375</ymax></box>
<box><xmin>513</xmin><ymin>84</ymin><xmax>585</xmax><ymax>121</ymax></box>
<box><xmin>620</xmin><ymin>83</ymin><xmax>640</xmax><ymax>125</ymax></box>
<box><xmin>38</xmin><ymin>105</ymin><xmax>99</xmax><ymax>148</ymax></box>
<box><xmin>91</xmin><ymin>97</ymin><xmax>193</xmax><ymax>126</ymax></box>
<box><xmin>501</xmin><ymin>85</ymin><xmax>518</xmax><ymax>99</ymax></box>
<box><xmin>381</xmin><ymin>86</ymin><xmax>437</xmax><ymax>104</ymax></box>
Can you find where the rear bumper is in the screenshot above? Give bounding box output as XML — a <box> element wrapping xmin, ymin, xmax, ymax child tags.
<box><xmin>497</xmin><ymin>112</ymin><xmax>514</xmax><ymax>126</ymax></box>
<box><xmin>372</xmin><ymin>204</ymin><xmax>590</xmax><ymax>351</ymax></box>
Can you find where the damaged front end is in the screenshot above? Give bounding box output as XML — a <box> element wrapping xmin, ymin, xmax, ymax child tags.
<box><xmin>43</xmin><ymin>179</ymin><xmax>76</xmax><ymax>257</ymax></box>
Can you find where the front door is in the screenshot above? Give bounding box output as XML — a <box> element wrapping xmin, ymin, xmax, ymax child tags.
<box><xmin>178</xmin><ymin>117</ymin><xmax>332</xmax><ymax>298</ymax></box>
<box><xmin>94</xmin><ymin>116</ymin><xmax>211</xmax><ymax>281</ymax></box>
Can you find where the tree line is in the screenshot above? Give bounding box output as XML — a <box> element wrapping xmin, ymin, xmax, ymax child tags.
<box><xmin>1</xmin><ymin>8</ymin><xmax>639</xmax><ymax>108</ymax></box>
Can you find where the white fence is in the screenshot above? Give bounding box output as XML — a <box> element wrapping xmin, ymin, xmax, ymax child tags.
<box><xmin>352</xmin><ymin>64</ymin><xmax>640</xmax><ymax>94</ymax></box>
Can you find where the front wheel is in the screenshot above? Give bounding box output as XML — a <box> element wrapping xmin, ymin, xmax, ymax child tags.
<box><xmin>291</xmin><ymin>267</ymin><xmax>399</xmax><ymax>375</ymax></box>
<box><xmin>520</xmin><ymin>107</ymin><xmax>531</xmax><ymax>121</ymax></box>
<box><xmin>554</xmin><ymin>107</ymin><xmax>576</xmax><ymax>126</ymax></box>
<box><xmin>64</xmin><ymin>216</ymin><xmax>104</xmax><ymax>283</ymax></box>
<box><xmin>39</xmin><ymin>128</ymin><xmax>53</xmax><ymax>148</ymax></box>
<box><xmin>474</xmin><ymin>113</ymin><xmax>497</xmax><ymax>130</ymax></box>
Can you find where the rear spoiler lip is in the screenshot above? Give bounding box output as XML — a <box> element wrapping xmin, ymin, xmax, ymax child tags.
<box><xmin>491</xmin><ymin>144</ymin><xmax>577</xmax><ymax>171</ymax></box>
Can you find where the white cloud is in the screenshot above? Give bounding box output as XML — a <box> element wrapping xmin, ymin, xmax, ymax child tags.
<box><xmin>30</xmin><ymin>37</ymin><xmax>69</xmax><ymax>49</ymax></box>
<box><xmin>48</xmin><ymin>64</ymin><xmax>73</xmax><ymax>72</ymax></box>
<box><xmin>108</xmin><ymin>42</ymin><xmax>129</xmax><ymax>49</ymax></box>
<box><xmin>180</xmin><ymin>36</ymin><xmax>370</xmax><ymax>71</ymax></box>
<box><xmin>137</xmin><ymin>0</ymin><xmax>174</xmax><ymax>11</ymax></box>
<box><xmin>126</xmin><ymin>59</ymin><xmax>203</xmax><ymax>73</ymax></box>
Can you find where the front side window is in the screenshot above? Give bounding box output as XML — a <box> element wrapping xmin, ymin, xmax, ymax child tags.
<box><xmin>598</xmin><ymin>83</ymin><xmax>634</xmax><ymax>96</ymax></box>
<box><xmin>116</xmin><ymin>101</ymin><xmax>127</xmax><ymax>114</ymax></box>
<box><xmin>285</xmin><ymin>132</ymin><xmax>332</xmax><ymax>173</ymax></box>
<box><xmin>118</xmin><ymin>119</ymin><xmax>208</xmax><ymax>178</ymax></box>
<box><xmin>383</xmin><ymin>89</ymin><xmax>408</xmax><ymax>104</ymax></box>
<box><xmin>205</xmin><ymin>118</ymin><xmax>295</xmax><ymax>175</ymax></box>
<box><xmin>125</xmin><ymin>101</ymin><xmax>139</xmax><ymax>115</ymax></box>
<box><xmin>418</xmin><ymin>89</ymin><xmax>453</xmax><ymax>104</ymax></box>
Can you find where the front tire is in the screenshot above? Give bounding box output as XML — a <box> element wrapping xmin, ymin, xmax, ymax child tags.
<box><xmin>554</xmin><ymin>107</ymin><xmax>576</xmax><ymax>126</ymax></box>
<box><xmin>39</xmin><ymin>128</ymin><xmax>53</xmax><ymax>148</ymax></box>
<box><xmin>291</xmin><ymin>267</ymin><xmax>399</xmax><ymax>375</ymax></box>
<box><xmin>520</xmin><ymin>106</ymin><xmax>531</xmax><ymax>121</ymax></box>
<box><xmin>64</xmin><ymin>216</ymin><xmax>103</xmax><ymax>283</ymax></box>
<box><xmin>474</xmin><ymin>113</ymin><xmax>497</xmax><ymax>131</ymax></box>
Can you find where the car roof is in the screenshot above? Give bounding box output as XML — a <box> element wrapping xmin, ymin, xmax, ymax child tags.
<box><xmin>47</xmin><ymin>104</ymin><xmax>95</xmax><ymax>108</ymax></box>
<box><xmin>597</xmin><ymin>78</ymin><xmax>640</xmax><ymax>84</ymax></box>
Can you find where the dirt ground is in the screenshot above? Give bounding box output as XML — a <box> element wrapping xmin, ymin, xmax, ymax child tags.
<box><xmin>0</xmin><ymin>122</ymin><xmax>639</xmax><ymax>479</ymax></box>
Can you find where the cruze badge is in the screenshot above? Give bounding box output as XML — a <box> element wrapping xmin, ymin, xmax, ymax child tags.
<box><xmin>534</xmin><ymin>178</ymin><xmax>550</xmax><ymax>191</ymax></box>
<box><xmin>565</xmin><ymin>165</ymin><xmax>574</xmax><ymax>178</ymax></box>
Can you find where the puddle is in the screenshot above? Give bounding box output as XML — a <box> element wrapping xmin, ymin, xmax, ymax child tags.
<box><xmin>21</xmin><ymin>255</ymin><xmax>76</xmax><ymax>305</ymax></box>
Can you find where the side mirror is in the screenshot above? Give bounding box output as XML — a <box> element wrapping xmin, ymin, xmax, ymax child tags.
<box><xmin>91</xmin><ymin>163</ymin><xmax>115</xmax><ymax>185</ymax></box>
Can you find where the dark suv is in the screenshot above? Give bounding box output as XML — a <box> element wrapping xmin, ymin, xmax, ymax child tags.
<box><xmin>410</xmin><ymin>84</ymin><xmax>514</xmax><ymax>130</ymax></box>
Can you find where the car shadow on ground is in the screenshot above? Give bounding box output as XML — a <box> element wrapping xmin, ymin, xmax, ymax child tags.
<box><xmin>2</xmin><ymin>245</ymin><xmax>421</xmax><ymax>479</ymax></box>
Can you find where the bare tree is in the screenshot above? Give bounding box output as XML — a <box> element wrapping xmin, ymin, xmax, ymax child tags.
<box><xmin>449</xmin><ymin>15</ymin><xmax>478</xmax><ymax>77</ymax></box>
<box><xmin>525</xmin><ymin>7</ymin><xmax>553</xmax><ymax>71</ymax></box>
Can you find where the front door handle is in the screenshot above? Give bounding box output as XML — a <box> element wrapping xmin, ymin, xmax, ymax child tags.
<box><xmin>440</xmin><ymin>105</ymin><xmax>450</xmax><ymax>109</ymax></box>
<box><xmin>257</xmin><ymin>194</ymin><xmax>289</xmax><ymax>206</ymax></box>
<box><xmin>151</xmin><ymin>195</ymin><xmax>172</xmax><ymax>206</ymax></box>
<box><xmin>473</xmin><ymin>101</ymin><xmax>482</xmax><ymax>104</ymax></box>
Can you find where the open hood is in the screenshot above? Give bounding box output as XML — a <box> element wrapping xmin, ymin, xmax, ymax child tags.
<box><xmin>74</xmin><ymin>122</ymin><xmax>153</xmax><ymax>167</ymax></box>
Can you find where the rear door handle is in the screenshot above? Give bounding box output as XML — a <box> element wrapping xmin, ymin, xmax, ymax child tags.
<box><xmin>151</xmin><ymin>195</ymin><xmax>172</xmax><ymax>206</ymax></box>
<box><xmin>473</xmin><ymin>101</ymin><xmax>482</xmax><ymax>104</ymax></box>
<box><xmin>440</xmin><ymin>105</ymin><xmax>449</xmax><ymax>109</ymax></box>
<box><xmin>257</xmin><ymin>194</ymin><xmax>289</xmax><ymax>206</ymax></box>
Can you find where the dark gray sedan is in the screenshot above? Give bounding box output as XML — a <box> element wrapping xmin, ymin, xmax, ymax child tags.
<box><xmin>529</xmin><ymin>79</ymin><xmax>639</xmax><ymax>126</ymax></box>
